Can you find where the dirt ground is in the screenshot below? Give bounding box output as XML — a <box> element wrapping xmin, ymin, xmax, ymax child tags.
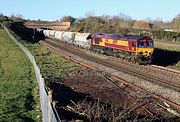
<box><xmin>47</xmin><ymin>67</ymin><xmax>178</xmax><ymax>122</ymax></box>
<box><xmin>48</xmin><ymin>67</ymin><xmax>132</xmax><ymax>121</ymax></box>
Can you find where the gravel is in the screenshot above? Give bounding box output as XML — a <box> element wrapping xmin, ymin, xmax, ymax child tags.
<box><xmin>44</xmin><ymin>41</ymin><xmax>180</xmax><ymax>105</ymax></box>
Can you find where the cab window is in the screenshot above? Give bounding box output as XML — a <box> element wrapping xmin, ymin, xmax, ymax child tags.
<box><xmin>95</xmin><ymin>38</ymin><xmax>99</xmax><ymax>44</ymax></box>
<box><xmin>146</xmin><ymin>41</ymin><xmax>153</xmax><ymax>47</ymax></box>
<box><xmin>132</xmin><ymin>42</ymin><xmax>136</xmax><ymax>47</ymax></box>
<box><xmin>137</xmin><ymin>42</ymin><xmax>145</xmax><ymax>47</ymax></box>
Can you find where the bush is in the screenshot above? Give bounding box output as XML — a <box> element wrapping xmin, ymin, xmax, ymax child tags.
<box><xmin>70</xmin><ymin>17</ymin><xmax>180</xmax><ymax>42</ymax></box>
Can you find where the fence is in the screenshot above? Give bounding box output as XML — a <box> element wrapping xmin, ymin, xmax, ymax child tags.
<box><xmin>4</xmin><ymin>26</ymin><xmax>61</xmax><ymax>122</ymax></box>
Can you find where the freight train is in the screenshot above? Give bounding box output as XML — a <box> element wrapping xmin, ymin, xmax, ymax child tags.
<box><xmin>41</xmin><ymin>29</ymin><xmax>154</xmax><ymax>64</ymax></box>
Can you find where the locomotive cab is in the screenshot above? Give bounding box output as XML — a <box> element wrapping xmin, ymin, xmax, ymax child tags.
<box><xmin>136</xmin><ymin>38</ymin><xmax>154</xmax><ymax>64</ymax></box>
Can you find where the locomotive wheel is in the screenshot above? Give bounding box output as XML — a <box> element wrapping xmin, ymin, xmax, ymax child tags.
<box><xmin>92</xmin><ymin>47</ymin><xmax>98</xmax><ymax>53</ymax></box>
<box><xmin>113</xmin><ymin>52</ymin><xmax>119</xmax><ymax>58</ymax></box>
<box><xmin>131</xmin><ymin>55</ymin><xmax>136</xmax><ymax>63</ymax></box>
<box><xmin>137</xmin><ymin>60</ymin><xmax>142</xmax><ymax>65</ymax></box>
<box><xmin>125</xmin><ymin>52</ymin><xmax>131</xmax><ymax>61</ymax></box>
<box><xmin>122</xmin><ymin>51</ymin><xmax>127</xmax><ymax>60</ymax></box>
<box><xmin>147</xmin><ymin>57</ymin><xmax>152</xmax><ymax>64</ymax></box>
<box><xmin>97</xmin><ymin>49</ymin><xmax>101</xmax><ymax>54</ymax></box>
<box><xmin>100</xmin><ymin>50</ymin><xmax>105</xmax><ymax>54</ymax></box>
<box><xmin>136</xmin><ymin>56</ymin><xmax>142</xmax><ymax>65</ymax></box>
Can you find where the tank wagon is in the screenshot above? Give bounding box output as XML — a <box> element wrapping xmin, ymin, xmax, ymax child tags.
<box><xmin>41</xmin><ymin>29</ymin><xmax>154</xmax><ymax>64</ymax></box>
<box><xmin>55</xmin><ymin>31</ymin><xmax>64</xmax><ymax>40</ymax></box>
<box><xmin>62</xmin><ymin>32</ymin><xmax>77</xmax><ymax>44</ymax></box>
<box><xmin>43</xmin><ymin>30</ymin><xmax>56</xmax><ymax>39</ymax></box>
<box><xmin>43</xmin><ymin>30</ymin><xmax>50</xmax><ymax>38</ymax></box>
<box><xmin>74</xmin><ymin>33</ymin><xmax>91</xmax><ymax>48</ymax></box>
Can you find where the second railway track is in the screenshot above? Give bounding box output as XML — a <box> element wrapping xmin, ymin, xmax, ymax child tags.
<box><xmin>44</xmin><ymin>39</ymin><xmax>180</xmax><ymax>92</ymax></box>
<box><xmin>42</xmin><ymin>39</ymin><xmax>180</xmax><ymax>116</ymax></box>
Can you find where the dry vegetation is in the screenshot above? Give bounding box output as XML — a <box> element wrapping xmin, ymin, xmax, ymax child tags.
<box><xmin>63</xmin><ymin>14</ymin><xmax>180</xmax><ymax>42</ymax></box>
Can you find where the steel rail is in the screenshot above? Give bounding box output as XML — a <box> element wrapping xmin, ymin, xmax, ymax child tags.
<box><xmin>42</xmin><ymin>40</ymin><xmax>180</xmax><ymax>111</ymax></box>
<box><xmin>44</xmin><ymin>39</ymin><xmax>180</xmax><ymax>91</ymax></box>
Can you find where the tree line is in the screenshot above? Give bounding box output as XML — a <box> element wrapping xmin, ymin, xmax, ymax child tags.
<box><xmin>60</xmin><ymin>13</ymin><xmax>180</xmax><ymax>42</ymax></box>
<box><xmin>1</xmin><ymin>13</ymin><xmax>180</xmax><ymax>42</ymax></box>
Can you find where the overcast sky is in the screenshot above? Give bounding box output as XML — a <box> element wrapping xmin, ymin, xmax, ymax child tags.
<box><xmin>0</xmin><ymin>0</ymin><xmax>180</xmax><ymax>22</ymax></box>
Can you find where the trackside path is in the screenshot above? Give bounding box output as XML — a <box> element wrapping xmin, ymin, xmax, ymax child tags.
<box><xmin>0</xmin><ymin>29</ymin><xmax>40</xmax><ymax>121</ymax></box>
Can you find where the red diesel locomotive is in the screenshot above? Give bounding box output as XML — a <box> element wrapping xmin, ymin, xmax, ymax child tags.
<box><xmin>91</xmin><ymin>34</ymin><xmax>154</xmax><ymax>64</ymax></box>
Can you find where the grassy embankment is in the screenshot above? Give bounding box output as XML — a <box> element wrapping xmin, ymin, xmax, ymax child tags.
<box><xmin>25</xmin><ymin>42</ymin><xmax>79</xmax><ymax>87</ymax></box>
<box><xmin>0</xmin><ymin>29</ymin><xmax>40</xmax><ymax>121</ymax></box>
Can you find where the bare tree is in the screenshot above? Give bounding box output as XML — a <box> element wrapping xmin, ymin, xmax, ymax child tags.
<box><xmin>10</xmin><ymin>13</ymin><xmax>24</xmax><ymax>22</ymax></box>
<box><xmin>132</xmin><ymin>20</ymin><xmax>151</xmax><ymax>30</ymax></box>
<box><xmin>85</xmin><ymin>11</ymin><xmax>96</xmax><ymax>18</ymax></box>
<box><xmin>117</xmin><ymin>13</ymin><xmax>132</xmax><ymax>21</ymax></box>
<box><xmin>171</xmin><ymin>14</ymin><xmax>180</xmax><ymax>32</ymax></box>
<box><xmin>109</xmin><ymin>13</ymin><xmax>133</xmax><ymax>28</ymax></box>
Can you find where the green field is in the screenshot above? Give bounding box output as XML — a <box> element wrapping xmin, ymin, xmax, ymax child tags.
<box><xmin>154</xmin><ymin>39</ymin><xmax>180</xmax><ymax>51</ymax></box>
<box><xmin>153</xmin><ymin>40</ymin><xmax>180</xmax><ymax>68</ymax></box>
<box><xmin>0</xmin><ymin>29</ymin><xmax>40</xmax><ymax>121</ymax></box>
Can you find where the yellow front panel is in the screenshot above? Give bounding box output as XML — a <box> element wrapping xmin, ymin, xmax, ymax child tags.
<box><xmin>137</xmin><ymin>48</ymin><xmax>154</xmax><ymax>57</ymax></box>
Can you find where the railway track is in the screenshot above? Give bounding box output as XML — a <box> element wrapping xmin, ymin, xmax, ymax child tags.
<box><xmin>108</xmin><ymin>55</ymin><xmax>180</xmax><ymax>74</ymax></box>
<box><xmin>107</xmin><ymin>57</ymin><xmax>180</xmax><ymax>91</ymax></box>
<box><xmin>44</xmin><ymin>39</ymin><xmax>180</xmax><ymax>92</ymax></box>
<box><xmin>150</xmin><ymin>65</ymin><xmax>180</xmax><ymax>75</ymax></box>
<box><xmin>108</xmin><ymin>57</ymin><xmax>180</xmax><ymax>79</ymax></box>
<box><xmin>42</xmin><ymin>39</ymin><xmax>180</xmax><ymax>116</ymax></box>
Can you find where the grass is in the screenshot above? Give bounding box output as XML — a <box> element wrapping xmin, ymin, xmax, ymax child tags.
<box><xmin>154</xmin><ymin>39</ymin><xmax>180</xmax><ymax>51</ymax></box>
<box><xmin>28</xmin><ymin>43</ymin><xmax>79</xmax><ymax>87</ymax></box>
<box><xmin>0</xmin><ymin>29</ymin><xmax>40</xmax><ymax>121</ymax></box>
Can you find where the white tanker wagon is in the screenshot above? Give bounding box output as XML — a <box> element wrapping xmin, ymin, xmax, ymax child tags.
<box><xmin>55</xmin><ymin>31</ymin><xmax>64</xmax><ymax>41</ymax></box>
<box><xmin>62</xmin><ymin>32</ymin><xmax>77</xmax><ymax>44</ymax></box>
<box><xmin>74</xmin><ymin>33</ymin><xmax>91</xmax><ymax>49</ymax></box>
